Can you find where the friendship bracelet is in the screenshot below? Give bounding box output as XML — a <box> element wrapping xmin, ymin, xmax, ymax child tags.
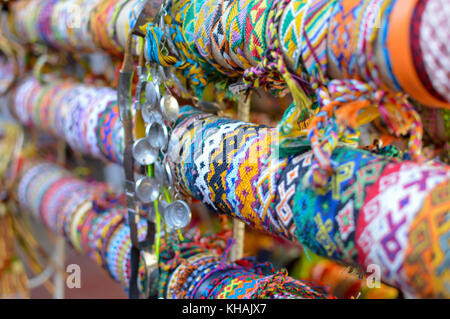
<box><xmin>419</xmin><ymin>0</ymin><xmax>450</xmax><ymax>103</ymax></box>
<box><xmin>409</xmin><ymin>0</ymin><xmax>446</xmax><ymax>102</ymax></box>
<box><xmin>386</xmin><ymin>0</ymin><xmax>450</xmax><ymax>109</ymax></box>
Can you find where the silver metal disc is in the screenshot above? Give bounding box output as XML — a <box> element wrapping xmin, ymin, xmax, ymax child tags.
<box><xmin>154</xmin><ymin>161</ymin><xmax>166</xmax><ymax>186</ymax></box>
<box><xmin>160</xmin><ymin>94</ymin><xmax>179</xmax><ymax>122</ymax></box>
<box><xmin>164</xmin><ymin>200</ymin><xmax>191</xmax><ymax>231</ymax></box>
<box><xmin>153</xmin><ymin>161</ymin><xmax>173</xmax><ymax>188</ymax></box>
<box><xmin>141</xmin><ymin>107</ymin><xmax>163</xmax><ymax>124</ymax></box>
<box><xmin>135</xmin><ymin>176</ymin><xmax>160</xmax><ymax>203</ymax></box>
<box><xmin>146</xmin><ymin>122</ymin><xmax>168</xmax><ymax>150</ymax></box>
<box><xmin>132</xmin><ymin>138</ymin><xmax>158</xmax><ymax>166</ymax></box>
<box><xmin>145</xmin><ymin>81</ymin><xmax>160</xmax><ymax>107</ymax></box>
<box><xmin>164</xmin><ymin>161</ymin><xmax>173</xmax><ymax>188</ymax></box>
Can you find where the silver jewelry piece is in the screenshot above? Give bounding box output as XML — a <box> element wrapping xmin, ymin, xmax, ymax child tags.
<box><xmin>135</xmin><ymin>176</ymin><xmax>160</xmax><ymax>203</ymax></box>
<box><xmin>132</xmin><ymin>138</ymin><xmax>158</xmax><ymax>165</ymax></box>
<box><xmin>163</xmin><ymin>200</ymin><xmax>191</xmax><ymax>231</ymax></box>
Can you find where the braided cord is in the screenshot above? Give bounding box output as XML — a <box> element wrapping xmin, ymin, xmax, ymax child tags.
<box><xmin>144</xmin><ymin>0</ymin><xmax>214</xmax><ymax>96</ymax></box>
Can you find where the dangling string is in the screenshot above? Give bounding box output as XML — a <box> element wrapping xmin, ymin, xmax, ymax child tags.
<box><xmin>242</xmin><ymin>0</ymin><xmax>314</xmax><ymax>114</ymax></box>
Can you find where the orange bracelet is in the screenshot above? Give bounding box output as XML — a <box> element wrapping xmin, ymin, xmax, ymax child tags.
<box><xmin>90</xmin><ymin>0</ymin><xmax>122</xmax><ymax>56</ymax></box>
<box><xmin>387</xmin><ymin>0</ymin><xmax>450</xmax><ymax>109</ymax></box>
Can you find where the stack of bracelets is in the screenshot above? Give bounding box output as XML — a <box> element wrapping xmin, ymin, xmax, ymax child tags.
<box><xmin>7</xmin><ymin>73</ymin><xmax>450</xmax><ymax>298</ymax></box>
<box><xmin>12</xmin><ymin>76</ymin><xmax>125</xmax><ymax>163</ymax></box>
<box><xmin>16</xmin><ymin>160</ymin><xmax>333</xmax><ymax>299</ymax></box>
<box><xmin>140</xmin><ymin>0</ymin><xmax>450</xmax><ymax>188</ymax></box>
<box><xmin>1</xmin><ymin>0</ymin><xmax>449</xmax><ymax>299</ymax></box>
<box><xmin>8</xmin><ymin>0</ymin><xmax>143</xmax><ymax>55</ymax></box>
